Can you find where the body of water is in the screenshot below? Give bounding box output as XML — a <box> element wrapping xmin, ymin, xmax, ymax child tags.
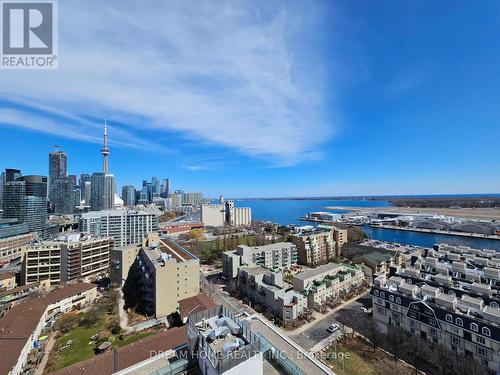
<box><xmin>234</xmin><ymin>198</ymin><xmax>500</xmax><ymax>251</ymax></box>
<box><xmin>235</xmin><ymin>199</ymin><xmax>390</xmax><ymax>226</ymax></box>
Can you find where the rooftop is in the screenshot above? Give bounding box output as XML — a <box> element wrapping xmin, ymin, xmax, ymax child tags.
<box><xmin>0</xmin><ymin>283</ymin><xmax>96</xmax><ymax>375</ymax></box>
<box><xmin>293</xmin><ymin>263</ymin><xmax>341</xmax><ymax>281</ymax></box>
<box><xmin>159</xmin><ymin>238</ymin><xmax>197</xmax><ymax>262</ymax></box>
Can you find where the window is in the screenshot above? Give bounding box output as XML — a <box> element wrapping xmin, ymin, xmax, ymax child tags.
<box><xmin>380</xmin><ymin>292</ymin><xmax>385</xmax><ymax>299</ymax></box>
<box><xmin>482</xmin><ymin>327</ymin><xmax>491</xmax><ymax>337</ymax></box>
<box><xmin>445</xmin><ymin>314</ymin><xmax>453</xmax><ymax>323</ymax></box>
<box><xmin>389</xmin><ymin>295</ymin><xmax>394</xmax><ymax>302</ymax></box>
<box><xmin>456</xmin><ymin>318</ymin><xmax>463</xmax><ymax>327</ymax></box>
<box><xmin>374</xmin><ymin>290</ymin><xmax>379</xmax><ymax>297</ymax></box>
<box><xmin>428</xmin><ymin>318</ymin><xmax>437</xmax><ymax>326</ymax></box>
<box><xmin>490</xmin><ymin>302</ymin><xmax>499</xmax><ymax>308</ymax></box>
<box><xmin>406</xmin><ymin>278</ymin><xmax>412</xmax><ymax>284</ymax></box>
<box><xmin>470</xmin><ymin>323</ymin><xmax>479</xmax><ymax>332</ymax></box>
<box><xmin>396</xmin><ymin>297</ymin><xmax>401</xmax><ymax>304</ymax></box>
<box><xmin>476</xmin><ymin>335</ymin><xmax>486</xmax><ymax>345</ymax></box>
<box><xmin>429</xmin><ymin>328</ymin><xmax>437</xmax><ymax>336</ymax></box>
<box><xmin>451</xmin><ymin>336</ymin><xmax>461</xmax><ymax>345</ymax></box>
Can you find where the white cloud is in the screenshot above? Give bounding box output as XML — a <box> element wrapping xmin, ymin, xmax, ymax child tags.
<box><xmin>0</xmin><ymin>0</ymin><xmax>333</xmax><ymax>165</ymax></box>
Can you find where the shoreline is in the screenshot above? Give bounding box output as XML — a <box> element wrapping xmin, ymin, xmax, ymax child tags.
<box><xmin>369</xmin><ymin>224</ymin><xmax>500</xmax><ymax>241</ymax></box>
<box><xmin>325</xmin><ymin>206</ymin><xmax>500</xmax><ymax>221</ymax></box>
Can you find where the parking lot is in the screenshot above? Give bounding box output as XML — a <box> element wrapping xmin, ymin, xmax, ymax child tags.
<box><xmin>289</xmin><ymin>294</ymin><xmax>372</xmax><ymax>350</ymax></box>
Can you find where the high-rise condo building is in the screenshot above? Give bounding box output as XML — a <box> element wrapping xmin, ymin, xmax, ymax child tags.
<box><xmin>160</xmin><ymin>178</ymin><xmax>170</xmax><ymax>198</ymax></box>
<box><xmin>48</xmin><ymin>150</ymin><xmax>68</xmax><ymax>204</ymax></box>
<box><xmin>2</xmin><ymin>180</ymin><xmax>25</xmax><ymax>223</ymax></box>
<box><xmin>121</xmin><ymin>185</ymin><xmax>136</xmax><ymax>206</ymax></box>
<box><xmin>2</xmin><ymin>174</ymin><xmax>48</xmax><ymax>238</ymax></box>
<box><xmin>53</xmin><ymin>176</ymin><xmax>75</xmax><ymax>214</ymax></box>
<box><xmin>80</xmin><ymin>208</ymin><xmax>159</xmax><ymax>247</ymax></box>
<box><xmin>90</xmin><ymin>173</ymin><xmax>115</xmax><ymax>211</ymax></box>
<box><xmin>79</xmin><ymin>173</ymin><xmax>90</xmax><ymax>202</ymax></box>
<box><xmin>182</xmin><ymin>192</ymin><xmax>203</xmax><ymax>206</ymax></box>
<box><xmin>18</xmin><ymin>175</ymin><xmax>48</xmax><ymax>237</ymax></box>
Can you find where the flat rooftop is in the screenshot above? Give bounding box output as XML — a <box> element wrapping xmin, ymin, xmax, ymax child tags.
<box><xmin>248</xmin><ymin>317</ymin><xmax>332</xmax><ymax>375</ymax></box>
<box><xmin>294</xmin><ymin>263</ymin><xmax>340</xmax><ymax>281</ymax></box>
<box><xmin>159</xmin><ymin>238</ymin><xmax>197</xmax><ymax>262</ymax></box>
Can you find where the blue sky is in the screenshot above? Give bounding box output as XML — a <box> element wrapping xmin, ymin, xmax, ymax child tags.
<box><xmin>1</xmin><ymin>0</ymin><xmax>499</xmax><ymax>197</ymax></box>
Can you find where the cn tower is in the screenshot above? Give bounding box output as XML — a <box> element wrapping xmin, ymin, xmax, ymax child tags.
<box><xmin>101</xmin><ymin>118</ymin><xmax>110</xmax><ymax>174</ymax></box>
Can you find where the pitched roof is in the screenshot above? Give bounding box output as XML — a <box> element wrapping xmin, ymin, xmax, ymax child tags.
<box><xmin>178</xmin><ymin>293</ymin><xmax>216</xmax><ymax>319</ymax></box>
<box><xmin>53</xmin><ymin>326</ymin><xmax>187</xmax><ymax>375</ymax></box>
<box><xmin>0</xmin><ymin>283</ymin><xmax>96</xmax><ymax>375</ymax></box>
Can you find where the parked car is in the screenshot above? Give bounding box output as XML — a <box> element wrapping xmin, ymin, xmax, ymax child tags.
<box><xmin>327</xmin><ymin>323</ymin><xmax>340</xmax><ymax>333</ymax></box>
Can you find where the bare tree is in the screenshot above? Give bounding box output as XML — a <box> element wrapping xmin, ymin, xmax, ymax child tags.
<box><xmin>364</xmin><ymin>318</ymin><xmax>381</xmax><ymax>353</ymax></box>
<box><xmin>386</xmin><ymin>325</ymin><xmax>407</xmax><ymax>361</ymax></box>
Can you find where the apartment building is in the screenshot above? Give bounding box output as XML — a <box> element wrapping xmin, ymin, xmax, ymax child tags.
<box><xmin>23</xmin><ymin>233</ymin><xmax>113</xmax><ymax>285</ymax></box>
<box><xmin>125</xmin><ymin>235</ymin><xmax>200</xmax><ymax>318</ymax></box>
<box><xmin>293</xmin><ymin>263</ymin><xmax>365</xmax><ymax>310</ymax></box>
<box><xmin>110</xmin><ymin>243</ymin><xmax>141</xmax><ymax>286</ymax></box>
<box><xmin>291</xmin><ymin>228</ymin><xmax>336</xmax><ymax>267</ymax></box>
<box><xmin>0</xmin><ymin>283</ymin><xmax>97</xmax><ymax>375</ymax></box>
<box><xmin>222</xmin><ymin>242</ymin><xmax>298</xmax><ymax>279</ymax></box>
<box><xmin>80</xmin><ymin>208</ymin><xmax>159</xmax><ymax>247</ymax></box>
<box><xmin>0</xmin><ymin>232</ymin><xmax>35</xmax><ymax>263</ymax></box>
<box><xmin>371</xmin><ymin>243</ymin><xmax>500</xmax><ymax>374</ymax></box>
<box><xmin>237</xmin><ymin>266</ymin><xmax>307</xmax><ymax>322</ymax></box>
<box><xmin>187</xmin><ymin>305</ymin><xmax>263</xmax><ymax>375</ymax></box>
<box><xmin>0</xmin><ymin>271</ymin><xmax>16</xmax><ymax>290</ymax></box>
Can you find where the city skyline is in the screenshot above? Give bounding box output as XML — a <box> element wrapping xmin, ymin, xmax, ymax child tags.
<box><xmin>0</xmin><ymin>1</ymin><xmax>499</xmax><ymax>197</ymax></box>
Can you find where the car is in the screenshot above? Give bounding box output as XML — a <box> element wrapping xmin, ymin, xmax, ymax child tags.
<box><xmin>327</xmin><ymin>323</ymin><xmax>340</xmax><ymax>333</ymax></box>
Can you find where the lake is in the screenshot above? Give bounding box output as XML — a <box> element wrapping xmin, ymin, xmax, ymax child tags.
<box><xmin>235</xmin><ymin>198</ymin><xmax>500</xmax><ymax>250</ymax></box>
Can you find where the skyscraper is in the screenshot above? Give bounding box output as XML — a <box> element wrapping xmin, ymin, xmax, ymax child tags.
<box><xmin>80</xmin><ymin>174</ymin><xmax>91</xmax><ymax>204</ymax></box>
<box><xmin>160</xmin><ymin>178</ymin><xmax>170</xmax><ymax>198</ymax></box>
<box><xmin>53</xmin><ymin>176</ymin><xmax>75</xmax><ymax>214</ymax></box>
<box><xmin>151</xmin><ymin>176</ymin><xmax>160</xmax><ymax>198</ymax></box>
<box><xmin>48</xmin><ymin>150</ymin><xmax>68</xmax><ymax>203</ymax></box>
<box><xmin>122</xmin><ymin>185</ymin><xmax>136</xmax><ymax>206</ymax></box>
<box><xmin>5</xmin><ymin>168</ymin><xmax>21</xmax><ymax>182</ymax></box>
<box><xmin>2</xmin><ymin>180</ymin><xmax>25</xmax><ymax>223</ymax></box>
<box><xmin>18</xmin><ymin>175</ymin><xmax>47</xmax><ymax>236</ymax></box>
<box><xmin>1</xmin><ymin>173</ymin><xmax>48</xmax><ymax>238</ymax></box>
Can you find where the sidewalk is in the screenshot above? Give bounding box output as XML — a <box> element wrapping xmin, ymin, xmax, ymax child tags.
<box><xmin>34</xmin><ymin>333</ymin><xmax>55</xmax><ymax>375</ymax></box>
<box><xmin>284</xmin><ymin>289</ymin><xmax>369</xmax><ymax>335</ymax></box>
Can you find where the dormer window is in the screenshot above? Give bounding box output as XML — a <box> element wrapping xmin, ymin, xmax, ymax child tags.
<box><xmin>389</xmin><ymin>295</ymin><xmax>394</xmax><ymax>302</ymax></box>
<box><xmin>456</xmin><ymin>318</ymin><xmax>463</xmax><ymax>327</ymax></box>
<box><xmin>470</xmin><ymin>323</ymin><xmax>479</xmax><ymax>332</ymax></box>
<box><xmin>396</xmin><ymin>297</ymin><xmax>401</xmax><ymax>305</ymax></box>
<box><xmin>445</xmin><ymin>314</ymin><xmax>453</xmax><ymax>323</ymax></box>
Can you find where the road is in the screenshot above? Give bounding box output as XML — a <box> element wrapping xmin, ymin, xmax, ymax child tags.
<box><xmin>289</xmin><ymin>294</ymin><xmax>372</xmax><ymax>350</ymax></box>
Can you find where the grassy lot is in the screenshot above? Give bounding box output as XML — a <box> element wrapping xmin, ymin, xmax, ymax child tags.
<box><xmin>114</xmin><ymin>331</ymin><xmax>156</xmax><ymax>347</ymax></box>
<box><xmin>325</xmin><ymin>343</ymin><xmax>377</xmax><ymax>375</ymax></box>
<box><xmin>47</xmin><ymin>312</ymin><xmax>107</xmax><ymax>371</ymax></box>
<box><xmin>45</xmin><ymin>310</ymin><xmax>161</xmax><ymax>373</ymax></box>
<box><xmin>322</xmin><ymin>338</ymin><xmax>413</xmax><ymax>375</ymax></box>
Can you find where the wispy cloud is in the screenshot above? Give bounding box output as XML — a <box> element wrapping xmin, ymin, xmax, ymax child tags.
<box><xmin>183</xmin><ymin>165</ymin><xmax>209</xmax><ymax>172</ymax></box>
<box><xmin>0</xmin><ymin>0</ymin><xmax>333</xmax><ymax>165</ymax></box>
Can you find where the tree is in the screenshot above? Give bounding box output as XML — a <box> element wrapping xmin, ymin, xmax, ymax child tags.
<box><xmin>55</xmin><ymin>313</ymin><xmax>79</xmax><ymax>334</ymax></box>
<box><xmin>347</xmin><ymin>226</ymin><xmax>368</xmax><ymax>243</ymax></box>
<box><xmin>364</xmin><ymin>319</ymin><xmax>381</xmax><ymax>353</ymax></box>
<box><xmin>188</xmin><ymin>229</ymin><xmax>204</xmax><ymax>241</ymax></box>
<box><xmin>386</xmin><ymin>325</ymin><xmax>407</xmax><ymax>361</ymax></box>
